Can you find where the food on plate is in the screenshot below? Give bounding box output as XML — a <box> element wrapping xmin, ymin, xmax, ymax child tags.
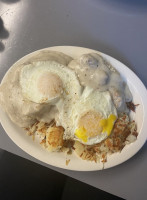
<box><xmin>0</xmin><ymin>51</ymin><xmax>73</xmax><ymax>127</ymax></box>
<box><xmin>61</xmin><ymin>88</ymin><xmax>117</xmax><ymax>145</ymax></box>
<box><xmin>68</xmin><ymin>53</ymin><xmax>132</xmax><ymax>113</ymax></box>
<box><xmin>46</xmin><ymin>125</ymin><xmax>64</xmax><ymax>151</ymax></box>
<box><xmin>74</xmin><ymin>113</ymin><xmax>137</xmax><ymax>163</ymax></box>
<box><xmin>0</xmin><ymin>50</ymin><xmax>138</xmax><ymax>165</ymax></box>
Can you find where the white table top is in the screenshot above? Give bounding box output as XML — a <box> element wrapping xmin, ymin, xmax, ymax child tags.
<box><xmin>0</xmin><ymin>1</ymin><xmax>147</xmax><ymax>199</ymax></box>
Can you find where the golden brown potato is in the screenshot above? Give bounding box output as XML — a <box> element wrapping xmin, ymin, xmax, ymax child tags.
<box><xmin>46</xmin><ymin>126</ymin><xmax>64</xmax><ymax>151</ymax></box>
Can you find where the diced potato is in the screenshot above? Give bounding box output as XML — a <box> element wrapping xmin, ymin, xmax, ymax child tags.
<box><xmin>46</xmin><ymin>126</ymin><xmax>64</xmax><ymax>151</ymax></box>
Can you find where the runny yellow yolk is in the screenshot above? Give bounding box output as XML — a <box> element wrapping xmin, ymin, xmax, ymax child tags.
<box><xmin>99</xmin><ymin>114</ymin><xmax>117</xmax><ymax>136</ymax></box>
<box><xmin>75</xmin><ymin>127</ymin><xmax>88</xmax><ymax>142</ymax></box>
<box><xmin>75</xmin><ymin>114</ymin><xmax>117</xmax><ymax>143</ymax></box>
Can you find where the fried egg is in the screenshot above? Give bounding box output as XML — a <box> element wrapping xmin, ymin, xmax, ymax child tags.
<box><xmin>20</xmin><ymin>61</ymin><xmax>82</xmax><ymax>104</ymax></box>
<box><xmin>62</xmin><ymin>87</ymin><xmax>117</xmax><ymax>145</ymax></box>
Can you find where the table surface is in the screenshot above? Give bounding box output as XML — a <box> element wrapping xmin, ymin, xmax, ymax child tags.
<box><xmin>0</xmin><ymin>0</ymin><xmax>147</xmax><ymax>199</ymax></box>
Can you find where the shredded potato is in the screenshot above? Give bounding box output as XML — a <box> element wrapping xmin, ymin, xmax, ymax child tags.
<box><xmin>25</xmin><ymin>113</ymin><xmax>138</xmax><ymax>164</ymax></box>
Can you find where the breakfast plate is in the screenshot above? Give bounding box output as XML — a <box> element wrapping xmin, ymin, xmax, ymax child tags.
<box><xmin>0</xmin><ymin>46</ymin><xmax>147</xmax><ymax>171</ymax></box>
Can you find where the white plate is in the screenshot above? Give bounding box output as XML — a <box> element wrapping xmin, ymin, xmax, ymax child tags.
<box><xmin>0</xmin><ymin>46</ymin><xmax>147</xmax><ymax>171</ymax></box>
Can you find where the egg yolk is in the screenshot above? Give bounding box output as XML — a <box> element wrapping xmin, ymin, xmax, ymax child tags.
<box><xmin>75</xmin><ymin>113</ymin><xmax>117</xmax><ymax>143</ymax></box>
<box><xmin>75</xmin><ymin>127</ymin><xmax>88</xmax><ymax>142</ymax></box>
<box><xmin>77</xmin><ymin>111</ymin><xmax>103</xmax><ymax>136</ymax></box>
<box><xmin>75</xmin><ymin>111</ymin><xmax>102</xmax><ymax>142</ymax></box>
<box><xmin>37</xmin><ymin>72</ymin><xmax>63</xmax><ymax>100</ymax></box>
<box><xmin>99</xmin><ymin>114</ymin><xmax>117</xmax><ymax>136</ymax></box>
